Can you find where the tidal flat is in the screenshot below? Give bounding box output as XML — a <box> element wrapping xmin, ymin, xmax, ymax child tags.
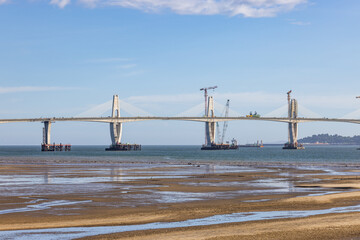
<box><xmin>1</xmin><ymin>156</ymin><xmax>360</xmax><ymax>239</ymax></box>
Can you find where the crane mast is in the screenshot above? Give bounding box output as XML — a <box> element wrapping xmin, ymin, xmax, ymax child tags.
<box><xmin>200</xmin><ymin>86</ymin><xmax>217</xmax><ymax>115</ymax></box>
<box><xmin>287</xmin><ymin>90</ymin><xmax>292</xmax><ymax>118</ymax></box>
<box><xmin>287</xmin><ymin>90</ymin><xmax>292</xmax><ymax>102</ymax></box>
<box><xmin>200</xmin><ymin>86</ymin><xmax>217</xmax><ymax>146</ymax></box>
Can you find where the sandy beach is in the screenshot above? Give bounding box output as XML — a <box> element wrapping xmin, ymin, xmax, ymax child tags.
<box><xmin>1</xmin><ymin>158</ymin><xmax>360</xmax><ymax>239</ymax></box>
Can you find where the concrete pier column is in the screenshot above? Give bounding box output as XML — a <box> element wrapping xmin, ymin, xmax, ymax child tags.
<box><xmin>287</xmin><ymin>99</ymin><xmax>299</xmax><ymax>147</ymax></box>
<box><xmin>205</xmin><ymin>96</ymin><xmax>216</xmax><ymax>146</ymax></box>
<box><xmin>110</xmin><ymin>95</ymin><xmax>122</xmax><ymax>145</ymax></box>
<box><xmin>43</xmin><ymin>121</ymin><xmax>51</xmax><ymax>145</ymax></box>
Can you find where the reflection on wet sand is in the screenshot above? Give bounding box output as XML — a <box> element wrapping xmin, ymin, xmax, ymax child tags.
<box><xmin>0</xmin><ymin>161</ymin><xmax>360</xmax><ymax>239</ymax></box>
<box><xmin>0</xmin><ymin>200</ymin><xmax>91</xmax><ymax>215</ymax></box>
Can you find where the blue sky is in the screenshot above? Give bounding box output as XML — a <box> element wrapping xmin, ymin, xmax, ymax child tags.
<box><xmin>0</xmin><ymin>0</ymin><xmax>360</xmax><ymax>145</ymax></box>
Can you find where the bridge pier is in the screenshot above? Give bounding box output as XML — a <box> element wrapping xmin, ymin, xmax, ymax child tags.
<box><xmin>205</xmin><ymin>96</ymin><xmax>216</xmax><ymax>146</ymax></box>
<box><xmin>283</xmin><ymin>95</ymin><xmax>304</xmax><ymax>150</ymax></box>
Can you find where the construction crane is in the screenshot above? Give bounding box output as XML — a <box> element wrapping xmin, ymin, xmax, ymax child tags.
<box><xmin>216</xmin><ymin>100</ymin><xmax>230</xmax><ymax>144</ymax></box>
<box><xmin>287</xmin><ymin>90</ymin><xmax>292</xmax><ymax>118</ymax></box>
<box><xmin>287</xmin><ymin>90</ymin><xmax>292</xmax><ymax>103</ymax></box>
<box><xmin>216</xmin><ymin>122</ymin><xmax>221</xmax><ymax>144</ymax></box>
<box><xmin>200</xmin><ymin>86</ymin><xmax>217</xmax><ymax>115</ymax></box>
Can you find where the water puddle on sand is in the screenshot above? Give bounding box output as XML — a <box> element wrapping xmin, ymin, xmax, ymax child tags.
<box><xmin>295</xmin><ymin>167</ymin><xmax>360</xmax><ymax>177</ymax></box>
<box><xmin>2</xmin><ymin>204</ymin><xmax>360</xmax><ymax>240</ymax></box>
<box><xmin>0</xmin><ymin>200</ymin><xmax>91</xmax><ymax>215</ymax></box>
<box><xmin>136</xmin><ymin>165</ymin><xmax>275</xmax><ymax>176</ymax></box>
<box><xmin>242</xmin><ymin>199</ymin><xmax>270</xmax><ymax>203</ymax></box>
<box><xmin>0</xmin><ymin>175</ymin><xmax>190</xmax><ymax>186</ymax></box>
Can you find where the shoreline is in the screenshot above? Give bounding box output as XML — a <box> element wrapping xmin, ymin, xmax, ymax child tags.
<box><xmin>1</xmin><ymin>156</ymin><xmax>360</xmax><ymax>168</ymax></box>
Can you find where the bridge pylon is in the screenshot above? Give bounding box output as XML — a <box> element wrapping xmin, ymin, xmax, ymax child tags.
<box><xmin>110</xmin><ymin>95</ymin><xmax>122</xmax><ymax>145</ymax></box>
<box><xmin>205</xmin><ymin>96</ymin><xmax>216</xmax><ymax>146</ymax></box>
<box><xmin>42</xmin><ymin>121</ymin><xmax>51</xmax><ymax>145</ymax></box>
<box><xmin>283</xmin><ymin>92</ymin><xmax>304</xmax><ymax>150</ymax></box>
<box><xmin>106</xmin><ymin>95</ymin><xmax>141</xmax><ymax>151</ymax></box>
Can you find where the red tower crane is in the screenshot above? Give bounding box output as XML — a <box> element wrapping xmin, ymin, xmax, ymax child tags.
<box><xmin>287</xmin><ymin>90</ymin><xmax>292</xmax><ymax>103</ymax></box>
<box><xmin>200</xmin><ymin>86</ymin><xmax>217</xmax><ymax>115</ymax></box>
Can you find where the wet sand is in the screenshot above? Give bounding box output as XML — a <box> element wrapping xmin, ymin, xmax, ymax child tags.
<box><xmin>1</xmin><ymin>158</ymin><xmax>360</xmax><ymax>239</ymax></box>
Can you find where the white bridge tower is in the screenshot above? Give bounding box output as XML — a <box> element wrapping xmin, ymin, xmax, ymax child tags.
<box><xmin>110</xmin><ymin>95</ymin><xmax>122</xmax><ymax>145</ymax></box>
<box><xmin>284</xmin><ymin>90</ymin><xmax>303</xmax><ymax>149</ymax></box>
<box><xmin>205</xmin><ymin>96</ymin><xmax>216</xmax><ymax>146</ymax></box>
<box><xmin>288</xmin><ymin>98</ymin><xmax>298</xmax><ymax>146</ymax></box>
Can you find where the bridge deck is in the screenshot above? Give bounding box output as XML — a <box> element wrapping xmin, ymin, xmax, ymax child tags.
<box><xmin>0</xmin><ymin>117</ymin><xmax>359</xmax><ymax>124</ymax></box>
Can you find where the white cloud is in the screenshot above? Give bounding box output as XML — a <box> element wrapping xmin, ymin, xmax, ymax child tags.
<box><xmin>50</xmin><ymin>0</ymin><xmax>71</xmax><ymax>8</ymax></box>
<box><xmin>55</xmin><ymin>0</ymin><xmax>308</xmax><ymax>18</ymax></box>
<box><xmin>0</xmin><ymin>86</ymin><xmax>73</xmax><ymax>94</ymax></box>
<box><xmin>0</xmin><ymin>0</ymin><xmax>9</xmax><ymax>5</ymax></box>
<box><xmin>78</xmin><ymin>0</ymin><xmax>99</xmax><ymax>8</ymax></box>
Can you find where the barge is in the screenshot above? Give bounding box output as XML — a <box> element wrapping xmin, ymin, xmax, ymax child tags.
<box><xmin>105</xmin><ymin>143</ymin><xmax>141</xmax><ymax>151</ymax></box>
<box><xmin>201</xmin><ymin>139</ymin><xmax>238</xmax><ymax>150</ymax></box>
<box><xmin>283</xmin><ymin>143</ymin><xmax>305</xmax><ymax>150</ymax></box>
<box><xmin>41</xmin><ymin>143</ymin><xmax>71</xmax><ymax>152</ymax></box>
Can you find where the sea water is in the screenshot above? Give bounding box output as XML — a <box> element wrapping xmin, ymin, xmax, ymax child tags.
<box><xmin>0</xmin><ymin>145</ymin><xmax>359</xmax><ymax>164</ymax></box>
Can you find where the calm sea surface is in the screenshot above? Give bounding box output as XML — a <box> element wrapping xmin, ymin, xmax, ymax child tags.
<box><xmin>0</xmin><ymin>145</ymin><xmax>359</xmax><ymax>164</ymax></box>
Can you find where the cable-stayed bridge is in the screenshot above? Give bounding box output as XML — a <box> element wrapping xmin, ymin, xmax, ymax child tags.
<box><xmin>0</xmin><ymin>94</ymin><xmax>359</xmax><ymax>149</ymax></box>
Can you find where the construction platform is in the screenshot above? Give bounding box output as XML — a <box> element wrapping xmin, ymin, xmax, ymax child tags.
<box><xmin>201</xmin><ymin>143</ymin><xmax>239</xmax><ymax>150</ymax></box>
<box><xmin>105</xmin><ymin>143</ymin><xmax>141</xmax><ymax>151</ymax></box>
<box><xmin>41</xmin><ymin>144</ymin><xmax>71</xmax><ymax>152</ymax></box>
<box><xmin>283</xmin><ymin>143</ymin><xmax>305</xmax><ymax>150</ymax></box>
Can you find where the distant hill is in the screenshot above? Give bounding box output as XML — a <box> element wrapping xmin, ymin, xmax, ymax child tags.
<box><xmin>298</xmin><ymin>134</ymin><xmax>360</xmax><ymax>145</ymax></box>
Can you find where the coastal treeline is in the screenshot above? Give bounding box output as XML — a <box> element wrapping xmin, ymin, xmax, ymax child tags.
<box><xmin>298</xmin><ymin>134</ymin><xmax>360</xmax><ymax>144</ymax></box>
